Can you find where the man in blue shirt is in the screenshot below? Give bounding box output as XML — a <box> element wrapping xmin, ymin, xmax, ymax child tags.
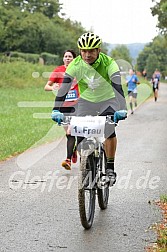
<box><xmin>126</xmin><ymin>69</ymin><xmax>140</xmax><ymax>114</ymax></box>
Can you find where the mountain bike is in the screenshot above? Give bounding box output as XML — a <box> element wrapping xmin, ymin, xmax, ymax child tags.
<box><xmin>65</xmin><ymin>115</ymin><xmax>116</xmax><ymax>229</ymax></box>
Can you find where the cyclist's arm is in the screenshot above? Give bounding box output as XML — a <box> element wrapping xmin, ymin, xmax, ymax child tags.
<box><xmin>111</xmin><ymin>71</ymin><xmax>127</xmax><ymax>110</ymax></box>
<box><xmin>53</xmin><ymin>73</ymin><xmax>74</xmax><ymax>111</ymax></box>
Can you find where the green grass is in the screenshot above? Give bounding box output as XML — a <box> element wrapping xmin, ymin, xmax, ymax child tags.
<box><xmin>0</xmin><ymin>62</ymin><xmax>153</xmax><ymax>161</ymax></box>
<box><xmin>0</xmin><ymin>61</ymin><xmax>54</xmax><ymax>88</ymax></box>
<box><xmin>0</xmin><ymin>61</ymin><xmax>65</xmax><ymax>161</ymax></box>
<box><xmin>0</xmin><ymin>86</ymin><xmax>65</xmax><ymax>160</ymax></box>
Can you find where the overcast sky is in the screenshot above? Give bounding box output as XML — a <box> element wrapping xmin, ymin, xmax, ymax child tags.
<box><xmin>59</xmin><ymin>0</ymin><xmax>159</xmax><ymax>44</ymax></box>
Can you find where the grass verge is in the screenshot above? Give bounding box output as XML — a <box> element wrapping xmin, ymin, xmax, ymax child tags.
<box><xmin>0</xmin><ymin>81</ymin><xmax>65</xmax><ymax>161</ymax></box>
<box><xmin>0</xmin><ymin>61</ymin><xmax>67</xmax><ymax>161</ymax></box>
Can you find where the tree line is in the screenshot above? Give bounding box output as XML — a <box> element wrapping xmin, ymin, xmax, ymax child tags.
<box><xmin>0</xmin><ymin>0</ymin><xmax>86</xmax><ymax>57</ymax></box>
<box><xmin>138</xmin><ymin>0</ymin><xmax>167</xmax><ymax>78</ymax></box>
<box><xmin>0</xmin><ymin>0</ymin><xmax>167</xmax><ymax>78</ymax></box>
<box><xmin>137</xmin><ymin>35</ymin><xmax>167</xmax><ymax>78</ymax></box>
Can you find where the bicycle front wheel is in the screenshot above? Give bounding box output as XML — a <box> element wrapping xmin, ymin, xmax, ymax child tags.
<box><xmin>97</xmin><ymin>148</ymin><xmax>109</xmax><ymax>210</ymax></box>
<box><xmin>78</xmin><ymin>153</ymin><xmax>96</xmax><ymax>229</ymax></box>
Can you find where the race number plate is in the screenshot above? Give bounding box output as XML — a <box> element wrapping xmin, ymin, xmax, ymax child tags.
<box><xmin>70</xmin><ymin>116</ymin><xmax>106</xmax><ymax>137</ymax></box>
<box><xmin>65</xmin><ymin>90</ymin><xmax>78</xmax><ymax>101</ymax></box>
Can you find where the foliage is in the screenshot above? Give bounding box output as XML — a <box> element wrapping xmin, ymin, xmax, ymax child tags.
<box><xmin>0</xmin><ymin>51</ymin><xmax>61</xmax><ymax>65</ymax></box>
<box><xmin>107</xmin><ymin>43</ymin><xmax>146</xmax><ymax>62</ymax></box>
<box><xmin>11</xmin><ymin>51</ymin><xmax>40</xmax><ymax>63</ymax></box>
<box><xmin>136</xmin><ymin>35</ymin><xmax>167</xmax><ymax>78</ymax></box>
<box><xmin>0</xmin><ymin>0</ymin><xmax>61</xmax><ymax>18</ymax></box>
<box><xmin>110</xmin><ymin>45</ymin><xmax>133</xmax><ymax>66</ymax></box>
<box><xmin>146</xmin><ymin>54</ymin><xmax>160</xmax><ymax>78</ymax></box>
<box><xmin>0</xmin><ymin>1</ymin><xmax>85</xmax><ymax>57</ymax></box>
<box><xmin>151</xmin><ymin>0</ymin><xmax>167</xmax><ymax>36</ymax></box>
<box><xmin>137</xmin><ymin>46</ymin><xmax>152</xmax><ymax>74</ymax></box>
<box><xmin>40</xmin><ymin>52</ymin><xmax>60</xmax><ymax>65</ymax></box>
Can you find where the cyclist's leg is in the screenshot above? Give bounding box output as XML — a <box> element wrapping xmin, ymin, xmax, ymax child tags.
<box><xmin>99</xmin><ymin>103</ymin><xmax>117</xmax><ymax>184</ymax></box>
<box><xmin>104</xmin><ymin>134</ymin><xmax>117</xmax><ymax>184</ymax></box>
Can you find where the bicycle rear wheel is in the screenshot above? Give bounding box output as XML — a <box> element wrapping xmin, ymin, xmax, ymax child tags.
<box><xmin>97</xmin><ymin>148</ymin><xmax>109</xmax><ymax>210</ymax></box>
<box><xmin>78</xmin><ymin>153</ymin><xmax>96</xmax><ymax>229</ymax></box>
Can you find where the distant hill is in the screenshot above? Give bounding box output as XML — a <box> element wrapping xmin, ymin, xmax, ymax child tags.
<box><xmin>107</xmin><ymin>43</ymin><xmax>147</xmax><ymax>61</ymax></box>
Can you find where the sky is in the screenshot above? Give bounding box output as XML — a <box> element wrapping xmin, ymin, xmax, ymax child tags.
<box><xmin>59</xmin><ymin>0</ymin><xmax>159</xmax><ymax>44</ymax></box>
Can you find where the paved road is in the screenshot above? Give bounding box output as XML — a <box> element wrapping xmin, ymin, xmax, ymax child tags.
<box><xmin>0</xmin><ymin>84</ymin><xmax>167</xmax><ymax>252</ymax></box>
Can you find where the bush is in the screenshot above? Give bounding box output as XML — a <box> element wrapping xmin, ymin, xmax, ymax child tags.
<box><xmin>40</xmin><ymin>52</ymin><xmax>61</xmax><ymax>65</ymax></box>
<box><xmin>0</xmin><ymin>51</ymin><xmax>61</xmax><ymax>65</ymax></box>
<box><xmin>9</xmin><ymin>57</ymin><xmax>25</xmax><ymax>62</ymax></box>
<box><xmin>11</xmin><ymin>51</ymin><xmax>39</xmax><ymax>64</ymax></box>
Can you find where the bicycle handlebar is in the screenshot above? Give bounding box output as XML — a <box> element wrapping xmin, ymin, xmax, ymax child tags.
<box><xmin>60</xmin><ymin>115</ymin><xmax>116</xmax><ymax>126</ymax></box>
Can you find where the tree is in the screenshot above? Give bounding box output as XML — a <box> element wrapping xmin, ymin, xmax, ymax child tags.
<box><xmin>0</xmin><ymin>0</ymin><xmax>61</xmax><ymax>18</ymax></box>
<box><xmin>110</xmin><ymin>45</ymin><xmax>132</xmax><ymax>65</ymax></box>
<box><xmin>151</xmin><ymin>35</ymin><xmax>167</xmax><ymax>77</ymax></box>
<box><xmin>0</xmin><ymin>6</ymin><xmax>26</xmax><ymax>51</ymax></box>
<box><xmin>146</xmin><ymin>54</ymin><xmax>159</xmax><ymax>78</ymax></box>
<box><xmin>136</xmin><ymin>46</ymin><xmax>152</xmax><ymax>73</ymax></box>
<box><xmin>0</xmin><ymin>2</ymin><xmax>86</xmax><ymax>55</ymax></box>
<box><xmin>151</xmin><ymin>0</ymin><xmax>167</xmax><ymax>35</ymax></box>
<box><xmin>136</xmin><ymin>35</ymin><xmax>167</xmax><ymax>78</ymax></box>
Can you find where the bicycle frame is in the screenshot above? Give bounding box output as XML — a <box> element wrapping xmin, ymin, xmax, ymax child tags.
<box><xmin>79</xmin><ymin>136</ymin><xmax>108</xmax><ymax>189</ymax></box>
<box><xmin>62</xmin><ymin>115</ymin><xmax>115</xmax><ymax>229</ymax></box>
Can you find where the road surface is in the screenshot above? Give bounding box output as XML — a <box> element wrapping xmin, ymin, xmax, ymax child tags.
<box><xmin>0</xmin><ymin>83</ymin><xmax>167</xmax><ymax>252</ymax></box>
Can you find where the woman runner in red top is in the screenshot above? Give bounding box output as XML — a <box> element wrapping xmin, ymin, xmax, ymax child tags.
<box><xmin>44</xmin><ymin>49</ymin><xmax>79</xmax><ymax>170</ymax></box>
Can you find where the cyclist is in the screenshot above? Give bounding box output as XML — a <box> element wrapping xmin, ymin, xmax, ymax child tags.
<box><xmin>126</xmin><ymin>69</ymin><xmax>140</xmax><ymax>114</ymax></box>
<box><xmin>44</xmin><ymin>49</ymin><xmax>79</xmax><ymax>170</ymax></box>
<box><xmin>52</xmin><ymin>32</ymin><xmax>127</xmax><ymax>185</ymax></box>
